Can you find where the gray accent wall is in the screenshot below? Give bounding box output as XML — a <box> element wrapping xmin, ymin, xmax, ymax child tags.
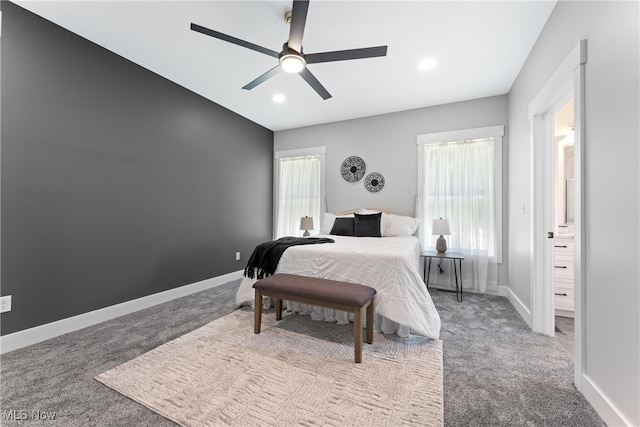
<box><xmin>1</xmin><ymin>2</ymin><xmax>273</xmax><ymax>336</ymax></box>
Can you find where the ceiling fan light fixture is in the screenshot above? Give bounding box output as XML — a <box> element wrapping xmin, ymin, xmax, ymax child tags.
<box><xmin>280</xmin><ymin>54</ymin><xmax>306</xmax><ymax>73</ymax></box>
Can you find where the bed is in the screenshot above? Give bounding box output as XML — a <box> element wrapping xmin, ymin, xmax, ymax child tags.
<box><xmin>235</xmin><ymin>209</ymin><xmax>441</xmax><ymax>339</ymax></box>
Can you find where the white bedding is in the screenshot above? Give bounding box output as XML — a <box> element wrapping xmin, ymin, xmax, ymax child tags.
<box><xmin>236</xmin><ymin>235</ymin><xmax>441</xmax><ymax>339</ymax></box>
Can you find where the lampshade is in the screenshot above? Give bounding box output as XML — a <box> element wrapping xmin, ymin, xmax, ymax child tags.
<box><xmin>300</xmin><ymin>216</ymin><xmax>314</xmax><ymax>230</ymax></box>
<box><xmin>300</xmin><ymin>216</ymin><xmax>313</xmax><ymax>237</ymax></box>
<box><xmin>432</xmin><ymin>218</ymin><xmax>451</xmax><ymax>236</ymax></box>
<box><xmin>280</xmin><ymin>54</ymin><xmax>306</xmax><ymax>73</ymax></box>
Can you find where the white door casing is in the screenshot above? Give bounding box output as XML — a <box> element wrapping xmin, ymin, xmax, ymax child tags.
<box><xmin>529</xmin><ymin>40</ymin><xmax>586</xmax><ymax>390</ymax></box>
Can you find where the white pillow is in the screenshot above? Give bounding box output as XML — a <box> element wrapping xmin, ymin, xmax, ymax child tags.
<box><xmin>357</xmin><ymin>209</ymin><xmax>419</xmax><ymax>236</ymax></box>
<box><xmin>384</xmin><ymin>213</ymin><xmax>420</xmax><ymax>236</ymax></box>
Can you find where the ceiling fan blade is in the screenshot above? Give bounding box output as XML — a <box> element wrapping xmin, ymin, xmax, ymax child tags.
<box><xmin>299</xmin><ymin>68</ymin><xmax>332</xmax><ymax>100</ymax></box>
<box><xmin>305</xmin><ymin>46</ymin><xmax>388</xmax><ymax>64</ymax></box>
<box><xmin>191</xmin><ymin>23</ymin><xmax>280</xmax><ymax>58</ymax></box>
<box><xmin>288</xmin><ymin>0</ymin><xmax>310</xmax><ymax>52</ymax></box>
<box><xmin>242</xmin><ymin>65</ymin><xmax>282</xmax><ymax>90</ymax></box>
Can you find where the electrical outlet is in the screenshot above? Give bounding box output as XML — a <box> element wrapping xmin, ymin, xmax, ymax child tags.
<box><xmin>0</xmin><ymin>295</ymin><xmax>12</xmax><ymax>313</ymax></box>
<box><xmin>235</xmin><ymin>252</ymin><xmax>241</xmax><ymax>261</ymax></box>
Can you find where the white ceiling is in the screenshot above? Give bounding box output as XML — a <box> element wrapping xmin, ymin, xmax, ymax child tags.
<box><xmin>13</xmin><ymin>1</ymin><xmax>557</xmax><ymax>131</ymax></box>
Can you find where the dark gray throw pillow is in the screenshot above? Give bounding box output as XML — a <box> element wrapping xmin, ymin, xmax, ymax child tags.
<box><xmin>330</xmin><ymin>217</ymin><xmax>355</xmax><ymax>236</ymax></box>
<box><xmin>354</xmin><ymin>212</ymin><xmax>382</xmax><ymax>237</ymax></box>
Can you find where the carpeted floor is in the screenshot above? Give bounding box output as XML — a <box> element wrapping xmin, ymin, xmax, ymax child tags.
<box><xmin>0</xmin><ymin>280</ymin><xmax>241</xmax><ymax>427</ymax></box>
<box><xmin>430</xmin><ymin>289</ymin><xmax>603</xmax><ymax>426</ymax></box>
<box><xmin>0</xmin><ymin>279</ymin><xmax>603</xmax><ymax>426</ymax></box>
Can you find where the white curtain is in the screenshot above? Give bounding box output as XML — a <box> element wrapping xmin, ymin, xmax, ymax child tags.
<box><xmin>420</xmin><ymin>138</ymin><xmax>497</xmax><ymax>292</ymax></box>
<box><xmin>275</xmin><ymin>155</ymin><xmax>322</xmax><ymax>238</ymax></box>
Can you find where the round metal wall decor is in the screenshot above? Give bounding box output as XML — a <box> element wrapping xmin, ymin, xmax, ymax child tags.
<box><xmin>364</xmin><ymin>172</ymin><xmax>385</xmax><ymax>193</ymax></box>
<box><xmin>340</xmin><ymin>156</ymin><xmax>366</xmax><ymax>182</ymax></box>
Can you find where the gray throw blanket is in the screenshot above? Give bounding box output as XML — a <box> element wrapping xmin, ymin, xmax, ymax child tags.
<box><xmin>244</xmin><ymin>237</ymin><xmax>335</xmax><ymax>279</ymax></box>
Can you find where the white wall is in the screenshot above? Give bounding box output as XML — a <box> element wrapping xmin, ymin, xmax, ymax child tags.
<box><xmin>508</xmin><ymin>1</ymin><xmax>639</xmax><ymax>425</ymax></box>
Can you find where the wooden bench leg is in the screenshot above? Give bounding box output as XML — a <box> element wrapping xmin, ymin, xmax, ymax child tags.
<box><xmin>275</xmin><ymin>298</ymin><xmax>283</xmax><ymax>321</ymax></box>
<box><xmin>366</xmin><ymin>297</ymin><xmax>374</xmax><ymax>345</ymax></box>
<box><xmin>354</xmin><ymin>307</ymin><xmax>362</xmax><ymax>363</ymax></box>
<box><xmin>254</xmin><ymin>289</ymin><xmax>263</xmax><ymax>334</ymax></box>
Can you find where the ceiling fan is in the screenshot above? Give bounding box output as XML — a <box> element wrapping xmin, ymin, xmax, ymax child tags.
<box><xmin>190</xmin><ymin>0</ymin><xmax>388</xmax><ymax>100</ymax></box>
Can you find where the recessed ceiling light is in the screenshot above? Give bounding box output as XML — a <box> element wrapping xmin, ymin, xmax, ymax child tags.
<box><xmin>273</xmin><ymin>94</ymin><xmax>286</xmax><ymax>103</ymax></box>
<box><xmin>419</xmin><ymin>58</ymin><xmax>437</xmax><ymax>71</ymax></box>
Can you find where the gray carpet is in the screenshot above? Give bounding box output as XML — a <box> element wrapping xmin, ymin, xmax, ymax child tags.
<box><xmin>0</xmin><ymin>280</ymin><xmax>240</xmax><ymax>427</ymax></box>
<box><xmin>430</xmin><ymin>290</ymin><xmax>603</xmax><ymax>426</ymax></box>
<box><xmin>0</xmin><ymin>279</ymin><xmax>603</xmax><ymax>426</ymax></box>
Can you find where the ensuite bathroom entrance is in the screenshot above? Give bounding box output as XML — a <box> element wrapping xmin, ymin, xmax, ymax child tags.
<box><xmin>530</xmin><ymin>40</ymin><xmax>586</xmax><ymax>385</ymax></box>
<box><xmin>552</xmin><ymin>98</ymin><xmax>575</xmax><ymax>358</ymax></box>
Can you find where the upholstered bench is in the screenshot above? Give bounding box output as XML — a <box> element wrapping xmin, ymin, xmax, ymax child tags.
<box><xmin>253</xmin><ymin>273</ymin><xmax>376</xmax><ymax>363</ymax></box>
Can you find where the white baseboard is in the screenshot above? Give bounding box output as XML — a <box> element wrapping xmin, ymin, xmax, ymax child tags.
<box><xmin>0</xmin><ymin>270</ymin><xmax>243</xmax><ymax>354</ymax></box>
<box><xmin>498</xmin><ymin>285</ymin><xmax>532</xmax><ymax>328</ymax></box>
<box><xmin>581</xmin><ymin>373</ymin><xmax>635</xmax><ymax>427</ymax></box>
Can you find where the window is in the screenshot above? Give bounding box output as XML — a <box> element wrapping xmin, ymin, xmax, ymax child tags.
<box><xmin>274</xmin><ymin>147</ymin><xmax>325</xmax><ymax>239</ymax></box>
<box><xmin>417</xmin><ymin>126</ymin><xmax>503</xmax><ymax>263</ymax></box>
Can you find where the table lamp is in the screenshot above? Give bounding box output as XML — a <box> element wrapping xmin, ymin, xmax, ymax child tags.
<box><xmin>300</xmin><ymin>216</ymin><xmax>314</xmax><ymax>237</ymax></box>
<box><xmin>432</xmin><ymin>218</ymin><xmax>451</xmax><ymax>253</ymax></box>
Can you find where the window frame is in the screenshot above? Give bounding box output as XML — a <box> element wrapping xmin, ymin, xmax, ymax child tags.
<box><xmin>273</xmin><ymin>146</ymin><xmax>326</xmax><ymax>239</ymax></box>
<box><xmin>416</xmin><ymin>125</ymin><xmax>504</xmax><ymax>263</ymax></box>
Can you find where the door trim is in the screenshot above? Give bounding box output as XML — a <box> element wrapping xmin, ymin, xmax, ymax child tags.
<box><xmin>529</xmin><ymin>40</ymin><xmax>586</xmax><ymax>390</ymax></box>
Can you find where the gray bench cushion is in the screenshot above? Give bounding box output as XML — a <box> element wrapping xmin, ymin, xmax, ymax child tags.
<box><xmin>254</xmin><ymin>273</ymin><xmax>376</xmax><ymax>307</ymax></box>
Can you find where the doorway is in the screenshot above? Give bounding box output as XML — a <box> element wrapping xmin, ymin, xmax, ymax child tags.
<box><xmin>552</xmin><ymin>99</ymin><xmax>575</xmax><ymax>357</ymax></box>
<box><xmin>529</xmin><ymin>39</ymin><xmax>586</xmax><ymax>389</ymax></box>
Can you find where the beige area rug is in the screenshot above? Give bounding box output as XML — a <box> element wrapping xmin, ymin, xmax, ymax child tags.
<box><xmin>95</xmin><ymin>309</ymin><xmax>443</xmax><ymax>426</ymax></box>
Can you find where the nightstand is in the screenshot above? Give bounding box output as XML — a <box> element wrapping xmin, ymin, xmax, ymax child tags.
<box><xmin>421</xmin><ymin>251</ymin><xmax>465</xmax><ymax>302</ymax></box>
